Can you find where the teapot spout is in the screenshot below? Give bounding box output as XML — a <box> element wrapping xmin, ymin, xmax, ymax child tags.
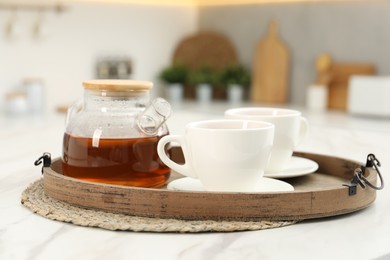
<box><xmin>137</xmin><ymin>97</ymin><xmax>171</xmax><ymax>136</ymax></box>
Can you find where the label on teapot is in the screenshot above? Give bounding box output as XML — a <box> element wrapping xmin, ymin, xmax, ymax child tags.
<box><xmin>62</xmin><ymin>133</ymin><xmax>170</xmax><ymax>188</ymax></box>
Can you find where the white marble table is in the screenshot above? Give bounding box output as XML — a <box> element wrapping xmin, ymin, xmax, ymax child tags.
<box><xmin>1</xmin><ymin>102</ymin><xmax>390</xmax><ymax>260</ymax></box>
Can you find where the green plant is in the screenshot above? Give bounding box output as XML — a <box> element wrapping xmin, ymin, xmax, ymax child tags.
<box><xmin>219</xmin><ymin>64</ymin><xmax>250</xmax><ymax>87</ymax></box>
<box><xmin>159</xmin><ymin>63</ymin><xmax>188</xmax><ymax>84</ymax></box>
<box><xmin>189</xmin><ymin>66</ymin><xmax>217</xmax><ymax>85</ymax></box>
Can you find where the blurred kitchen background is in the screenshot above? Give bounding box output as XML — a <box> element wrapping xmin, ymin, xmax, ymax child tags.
<box><xmin>1</xmin><ymin>0</ymin><xmax>390</xmax><ymax>117</ymax></box>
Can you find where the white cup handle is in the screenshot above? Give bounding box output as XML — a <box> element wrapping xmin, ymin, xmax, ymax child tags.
<box><xmin>296</xmin><ymin>117</ymin><xmax>309</xmax><ymax>146</ymax></box>
<box><xmin>157</xmin><ymin>135</ymin><xmax>196</xmax><ymax>178</ymax></box>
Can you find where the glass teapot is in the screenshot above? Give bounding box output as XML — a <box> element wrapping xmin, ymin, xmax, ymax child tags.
<box><xmin>62</xmin><ymin>80</ymin><xmax>171</xmax><ymax>188</ymax></box>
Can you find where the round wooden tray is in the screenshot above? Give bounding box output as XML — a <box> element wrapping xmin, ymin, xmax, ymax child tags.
<box><xmin>43</xmin><ymin>150</ymin><xmax>377</xmax><ymax>221</ymax></box>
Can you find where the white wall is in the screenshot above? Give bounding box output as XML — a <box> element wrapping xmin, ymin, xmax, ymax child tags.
<box><xmin>5</xmin><ymin>1</ymin><xmax>387</xmax><ymax>110</ymax></box>
<box><xmin>0</xmin><ymin>3</ymin><xmax>198</xmax><ymax>112</ymax></box>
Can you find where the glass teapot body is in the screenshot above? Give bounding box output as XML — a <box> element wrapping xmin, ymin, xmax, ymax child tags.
<box><xmin>62</xmin><ymin>80</ymin><xmax>170</xmax><ymax>188</ymax></box>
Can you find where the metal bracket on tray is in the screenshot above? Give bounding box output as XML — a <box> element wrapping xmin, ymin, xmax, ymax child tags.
<box><xmin>34</xmin><ymin>152</ymin><xmax>52</xmax><ymax>174</ymax></box>
<box><xmin>344</xmin><ymin>154</ymin><xmax>384</xmax><ymax>196</ymax></box>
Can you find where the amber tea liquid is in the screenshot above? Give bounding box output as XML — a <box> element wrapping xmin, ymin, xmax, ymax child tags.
<box><xmin>62</xmin><ymin>133</ymin><xmax>170</xmax><ymax>187</ymax></box>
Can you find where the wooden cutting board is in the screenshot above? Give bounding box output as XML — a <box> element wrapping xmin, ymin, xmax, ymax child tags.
<box><xmin>173</xmin><ymin>31</ymin><xmax>238</xmax><ymax>71</ymax></box>
<box><xmin>251</xmin><ymin>20</ymin><xmax>290</xmax><ymax>104</ymax></box>
<box><xmin>172</xmin><ymin>31</ymin><xmax>238</xmax><ymax>99</ymax></box>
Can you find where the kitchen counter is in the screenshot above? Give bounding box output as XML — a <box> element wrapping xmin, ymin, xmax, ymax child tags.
<box><xmin>1</xmin><ymin>102</ymin><xmax>390</xmax><ymax>260</ymax></box>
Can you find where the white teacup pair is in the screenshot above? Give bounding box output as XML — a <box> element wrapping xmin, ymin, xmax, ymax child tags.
<box><xmin>157</xmin><ymin>108</ymin><xmax>308</xmax><ymax>192</ymax></box>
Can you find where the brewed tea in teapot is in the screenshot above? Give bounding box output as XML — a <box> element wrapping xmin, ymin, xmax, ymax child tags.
<box><xmin>62</xmin><ymin>80</ymin><xmax>171</xmax><ymax>188</ymax></box>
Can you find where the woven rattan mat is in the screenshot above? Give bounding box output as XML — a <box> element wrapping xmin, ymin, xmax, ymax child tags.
<box><xmin>21</xmin><ymin>179</ymin><xmax>297</xmax><ymax>233</ymax></box>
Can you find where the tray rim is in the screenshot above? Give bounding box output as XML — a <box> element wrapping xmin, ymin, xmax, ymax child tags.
<box><xmin>42</xmin><ymin>151</ymin><xmax>377</xmax><ymax>221</ymax></box>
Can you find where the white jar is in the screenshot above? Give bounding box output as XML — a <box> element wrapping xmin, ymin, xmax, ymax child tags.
<box><xmin>306</xmin><ymin>84</ymin><xmax>328</xmax><ymax>112</ymax></box>
<box><xmin>4</xmin><ymin>92</ymin><xmax>29</xmax><ymax>116</ymax></box>
<box><xmin>24</xmin><ymin>78</ymin><xmax>44</xmax><ymax>114</ymax></box>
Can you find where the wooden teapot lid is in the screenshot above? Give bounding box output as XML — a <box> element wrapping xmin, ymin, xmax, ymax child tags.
<box><xmin>82</xmin><ymin>80</ymin><xmax>153</xmax><ymax>91</ymax></box>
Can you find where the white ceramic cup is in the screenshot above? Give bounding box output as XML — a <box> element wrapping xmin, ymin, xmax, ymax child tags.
<box><xmin>225</xmin><ymin>107</ymin><xmax>308</xmax><ymax>174</ymax></box>
<box><xmin>157</xmin><ymin>119</ymin><xmax>274</xmax><ymax>192</ymax></box>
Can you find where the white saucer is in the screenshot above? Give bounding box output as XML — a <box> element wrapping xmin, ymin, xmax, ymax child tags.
<box><xmin>167</xmin><ymin>177</ymin><xmax>294</xmax><ymax>193</ymax></box>
<box><xmin>264</xmin><ymin>156</ymin><xmax>319</xmax><ymax>179</ymax></box>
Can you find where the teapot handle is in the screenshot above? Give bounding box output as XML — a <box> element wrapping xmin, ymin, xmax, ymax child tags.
<box><xmin>137</xmin><ymin>97</ymin><xmax>171</xmax><ymax>136</ymax></box>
